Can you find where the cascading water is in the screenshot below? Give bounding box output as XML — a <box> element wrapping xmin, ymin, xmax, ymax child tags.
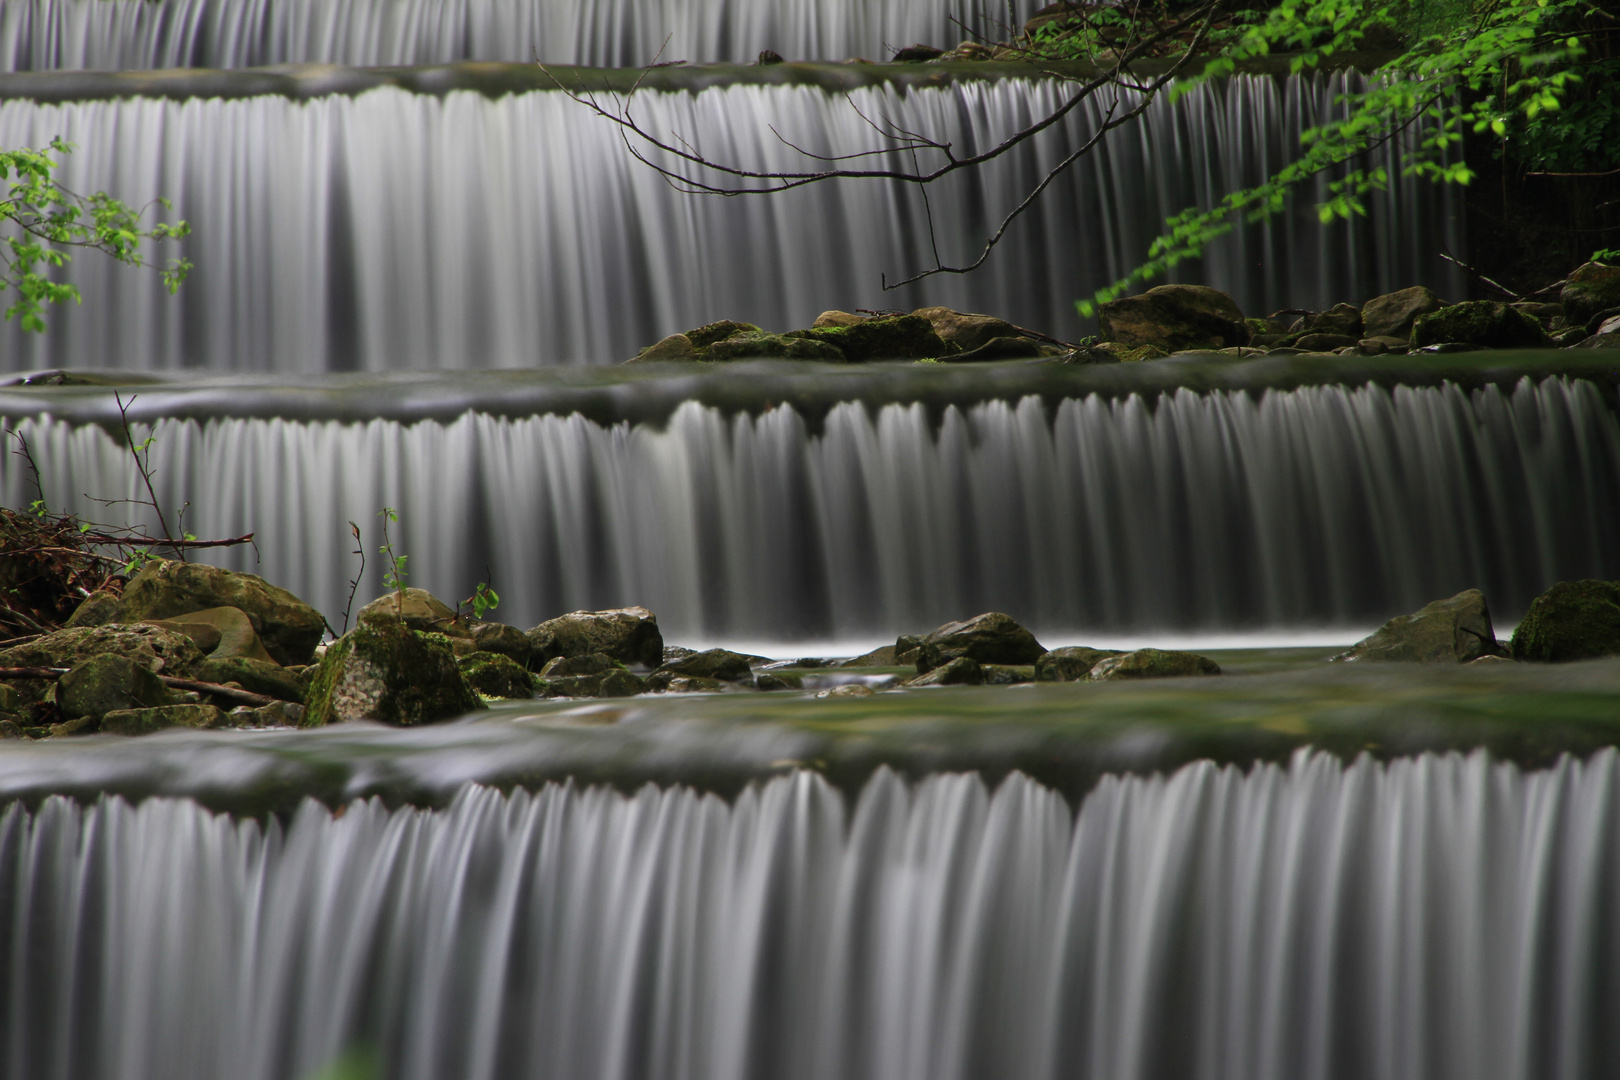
<box><xmin>1</xmin><ymin>0</ymin><xmax>998</xmax><ymax>70</ymax></box>
<box><xmin>4</xmin><ymin>753</ymin><xmax>1619</xmax><ymax>1080</ymax></box>
<box><xmin>0</xmin><ymin>72</ymin><xmax>1462</xmax><ymax>373</ymax></box>
<box><xmin>5</xmin><ymin>376</ymin><xmax>1615</xmax><ymax>642</ymax></box>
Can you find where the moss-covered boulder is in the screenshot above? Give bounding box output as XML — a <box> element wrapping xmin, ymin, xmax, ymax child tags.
<box><xmin>65</xmin><ymin>591</ymin><xmax>119</xmax><ymax>628</ymax></box>
<box><xmin>527</xmin><ymin>607</ymin><xmax>664</xmax><ymax>670</ymax></box>
<box><xmin>915</xmin><ymin>612</ymin><xmax>1046</xmax><ymax>673</ymax></box>
<box><xmin>789</xmin><ymin>314</ymin><xmax>947</xmax><ymax>361</ymax></box>
<box><xmin>57</xmin><ymin>654</ymin><xmax>174</xmax><ymax>719</ymax></box>
<box><xmin>1035</xmin><ymin>645</ymin><xmax>1125</xmax><ymax>681</ymax></box>
<box><xmin>626</xmin><ymin>333</ymin><xmax>701</xmax><ymax>363</ymax></box>
<box><xmin>0</xmin><ymin>625</ymin><xmax>203</xmax><ymax>707</ymax></box>
<box><xmin>115</xmin><ymin>559</ymin><xmax>325</xmax><ymax>666</ymax></box>
<box><xmin>357</xmin><ymin>588</ymin><xmax>468</xmax><ymax>639</ymax></box>
<box><xmin>911</xmin><ymin>307</ymin><xmax>1021</xmax><ymax>352</ymax></box>
<box><xmin>706</xmin><ymin>332</ymin><xmax>847</xmax><ymax>362</ymax></box>
<box><xmin>1298</xmin><ymin>302</ymin><xmax>1364</xmax><ymax>339</ymax></box>
<box><xmin>302</xmin><ymin>622</ymin><xmax>485</xmax><ymax>727</ymax></box>
<box><xmin>469</xmin><ymin>622</ymin><xmax>531</xmax><ymax>666</ymax></box>
<box><xmin>1332</xmin><ymin>589</ymin><xmax>1501</xmax><ymax>663</ymax></box>
<box><xmin>101</xmin><ymin>703</ymin><xmax>226</xmax><ymax>735</ymax></box>
<box><xmin>1410</xmin><ymin>301</ymin><xmax>1551</xmax><ymax>349</ymax></box>
<box><xmin>906</xmin><ymin>655</ymin><xmax>984</xmax><ymax>686</ymax></box>
<box><xmin>1092</xmin><ymin>341</ymin><xmax>1169</xmax><ymax>363</ymax></box>
<box><xmin>149</xmin><ymin>606</ymin><xmax>276</xmax><ymax>662</ymax></box>
<box><xmin>654</xmin><ymin>648</ymin><xmax>755</xmax><ymax>681</ymax></box>
<box><xmin>458</xmin><ymin>650</ymin><xmax>536</xmax><ymax>698</ymax></box>
<box><xmin>1088</xmin><ymin>648</ymin><xmax>1221</xmax><ymax>680</ymax></box>
<box><xmin>1510</xmin><ymin>580</ymin><xmax>1620</xmax><ymax>662</ymax></box>
<box><xmin>197</xmin><ymin>656</ymin><xmax>308</xmax><ymax>702</ymax></box>
<box><xmin>1361</xmin><ymin>285</ymin><xmax>1445</xmax><ymax>339</ymax></box>
<box><xmin>1098</xmin><ymin>284</ymin><xmax>1249</xmax><ymax>351</ymax></box>
<box><xmin>1561</xmin><ymin>262</ymin><xmax>1620</xmax><ymax>325</ymax></box>
<box><xmin>684</xmin><ymin>320</ymin><xmax>761</xmax><ymax>347</ymax></box>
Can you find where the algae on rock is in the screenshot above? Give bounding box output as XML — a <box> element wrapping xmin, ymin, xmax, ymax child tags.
<box><xmin>303</xmin><ymin>622</ymin><xmax>485</xmax><ymax>726</ymax></box>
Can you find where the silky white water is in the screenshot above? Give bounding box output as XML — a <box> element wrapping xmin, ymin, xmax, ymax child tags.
<box><xmin>0</xmin><ymin>73</ymin><xmax>1460</xmax><ymax>373</ymax></box>
<box><xmin>4</xmin><ymin>751</ymin><xmax>1619</xmax><ymax>1080</ymax></box>
<box><xmin>1</xmin><ymin>0</ymin><xmax>999</xmax><ymax>69</ymax></box>
<box><xmin>4</xmin><ymin>377</ymin><xmax>1614</xmax><ymax>641</ymax></box>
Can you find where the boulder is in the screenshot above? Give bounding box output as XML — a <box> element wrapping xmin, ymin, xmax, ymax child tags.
<box><xmin>1361</xmin><ymin>286</ymin><xmax>1445</xmax><ymax>339</ymax></box>
<box><xmin>894</xmin><ymin>635</ymin><xmax>925</xmax><ymax>666</ymax></box>
<box><xmin>684</xmin><ymin>320</ymin><xmax>761</xmax><ymax>347</ymax></box>
<box><xmin>756</xmin><ymin>672</ymin><xmax>804</xmax><ymax>690</ymax></box>
<box><xmin>100</xmin><ymin>703</ymin><xmax>226</xmax><ymax>735</ymax></box>
<box><xmin>1560</xmin><ymin>262</ymin><xmax>1620</xmax><ymax>326</ymax></box>
<box><xmin>1510</xmin><ymin>580</ymin><xmax>1620</xmax><ymax>663</ymax></box>
<box><xmin>1572</xmin><ymin>333</ymin><xmax>1620</xmax><ymax>349</ymax></box>
<box><xmin>65</xmin><ymin>591</ymin><xmax>119</xmax><ymax>628</ymax></box>
<box><xmin>817</xmin><ymin>683</ymin><xmax>876</xmax><ymax>697</ymax></box>
<box><xmin>1410</xmin><ymin>302</ymin><xmax>1551</xmax><ymax>349</ymax></box>
<box><xmin>655</xmin><ymin>648</ymin><xmax>754</xmax><ymax>682</ymax></box>
<box><xmin>357</xmin><ymin>588</ymin><xmax>467</xmax><ymax>638</ymax></box>
<box><xmin>598</xmin><ymin>669</ymin><xmax>647</xmax><ymax>697</ymax></box>
<box><xmin>302</xmin><ymin>622</ymin><xmax>485</xmax><ymax>726</ymax></box>
<box><xmin>1035</xmin><ymin>645</ymin><xmax>1125</xmax><ymax>681</ymax></box>
<box><xmin>527</xmin><ymin>607</ymin><xmax>664</xmax><ymax>669</ymax></box>
<box><xmin>892</xmin><ymin>43</ymin><xmax>945</xmax><ymax>61</ymax></box>
<box><xmin>906</xmin><ymin>656</ymin><xmax>984</xmax><ymax>686</ymax></box>
<box><xmin>116</xmin><ymin>559</ymin><xmax>325</xmax><ymax>667</ymax></box>
<box><xmin>981</xmin><ymin>664</ymin><xmax>1036</xmax><ymax>684</ymax></box>
<box><xmin>1586</xmin><ymin>306</ymin><xmax>1620</xmax><ymax>337</ymax></box>
<box><xmin>197</xmin><ymin>657</ymin><xmax>308</xmax><ymax>703</ymax></box>
<box><xmin>812</xmin><ymin>310</ymin><xmax>866</xmax><ymax>328</ymax></box>
<box><xmin>1088</xmin><ymin>648</ymin><xmax>1221</xmax><ymax>680</ymax></box>
<box><xmin>1097</xmin><ymin>285</ymin><xmax>1249</xmax><ymax>351</ymax></box>
<box><xmin>945</xmin><ymin>336</ymin><xmax>1051</xmax><ymax>362</ymax></box>
<box><xmin>1331</xmin><ymin>589</ymin><xmax>1501</xmax><ymax>663</ymax></box>
<box><xmin>0</xmin><ymin>624</ymin><xmax>204</xmax><ymax>686</ymax></box>
<box><xmin>837</xmin><ymin>645</ymin><xmax>896</xmax><ymax>667</ymax></box>
<box><xmin>627</xmin><ymin>333</ymin><xmax>700</xmax><ymax>363</ymax></box>
<box><xmin>1294</xmin><ymin>332</ymin><xmax>1359</xmax><ymax>352</ymax></box>
<box><xmin>915</xmin><ymin>612</ymin><xmax>1046</xmax><ymax>673</ymax></box>
<box><xmin>151</xmin><ymin>605</ymin><xmax>275</xmax><ymax>662</ymax></box>
<box><xmin>539</xmin><ymin>652</ymin><xmax>618</xmax><ymax>678</ymax></box>
<box><xmin>707</xmin><ymin>332</ymin><xmax>847</xmax><ymax>362</ymax></box>
<box><xmin>0</xmin><ymin>684</ymin><xmax>18</xmax><ymax>712</ymax></box>
<box><xmin>1513</xmin><ymin>302</ymin><xmax>1563</xmax><ymax>325</ymax></box>
<box><xmin>659</xmin><ymin>675</ymin><xmax>725</xmax><ymax>693</ymax></box>
<box><xmin>458</xmin><ymin>651</ymin><xmax>536</xmax><ymax>698</ymax></box>
<box><xmin>1299</xmin><ymin>302</ymin><xmax>1364</xmax><ymax>339</ymax></box>
<box><xmin>230</xmin><ymin>701</ymin><xmax>307</xmax><ymax>727</ymax></box>
<box><xmin>57</xmin><ymin>655</ymin><xmax>173</xmax><ymax>719</ymax></box>
<box><xmin>469</xmin><ymin>622</ymin><xmax>532</xmax><ymax>666</ymax></box>
<box><xmin>662</xmin><ymin>645</ymin><xmax>698</xmax><ymax>664</ymax></box>
<box><xmin>912</xmin><ymin>307</ymin><xmax>1023</xmax><ymax>352</ymax></box>
<box><xmin>1092</xmin><ymin>341</ymin><xmax>1169</xmax><ymax>363</ymax></box>
<box><xmin>789</xmin><ymin>315</ymin><xmax>946</xmax><ymax>361</ymax></box>
<box><xmin>0</xmin><ymin>719</ymin><xmax>22</xmax><ymax>739</ymax></box>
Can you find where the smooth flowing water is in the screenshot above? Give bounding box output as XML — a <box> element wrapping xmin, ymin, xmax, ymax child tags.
<box><xmin>4</xmin><ymin>375</ymin><xmax>1615</xmax><ymax>641</ymax></box>
<box><xmin>4</xmin><ymin>753</ymin><xmax>1619</xmax><ymax>1080</ymax></box>
<box><xmin>0</xmin><ymin>71</ymin><xmax>1461</xmax><ymax>373</ymax></box>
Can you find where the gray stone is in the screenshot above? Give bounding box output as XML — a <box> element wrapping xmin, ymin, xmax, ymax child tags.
<box><xmin>57</xmin><ymin>655</ymin><xmax>173</xmax><ymax>719</ymax></box>
<box><xmin>684</xmin><ymin>320</ymin><xmax>761</xmax><ymax>347</ymax></box>
<box><xmin>1510</xmin><ymin>580</ymin><xmax>1620</xmax><ymax>663</ymax></box>
<box><xmin>101</xmin><ymin>703</ymin><xmax>226</xmax><ymax>735</ymax></box>
<box><xmin>1035</xmin><ymin>645</ymin><xmax>1125</xmax><ymax>681</ymax></box>
<box><xmin>915</xmin><ymin>612</ymin><xmax>1046</xmax><ymax>673</ymax></box>
<box><xmin>707</xmin><ymin>332</ymin><xmax>847</xmax><ymax>362</ymax></box>
<box><xmin>1299</xmin><ymin>302</ymin><xmax>1363</xmax><ymax>339</ymax></box>
<box><xmin>1361</xmin><ymin>286</ymin><xmax>1445</xmax><ymax>340</ymax></box>
<box><xmin>303</xmin><ymin>622</ymin><xmax>485</xmax><ymax>726</ymax></box>
<box><xmin>65</xmin><ymin>591</ymin><xmax>119</xmax><ymax>628</ymax></box>
<box><xmin>539</xmin><ymin>652</ymin><xmax>618</xmax><ymax>678</ymax></box>
<box><xmin>756</xmin><ymin>672</ymin><xmax>804</xmax><ymax>691</ymax></box>
<box><xmin>527</xmin><ymin>607</ymin><xmax>664</xmax><ymax>670</ymax></box>
<box><xmin>458</xmin><ymin>650</ymin><xmax>537</xmax><ymax>698</ymax></box>
<box><xmin>788</xmin><ymin>315</ymin><xmax>946</xmax><ymax>362</ymax></box>
<box><xmin>1088</xmin><ymin>649</ymin><xmax>1222</xmax><ymax>680</ymax></box>
<box><xmin>115</xmin><ymin>558</ymin><xmax>325</xmax><ymax>667</ymax></box>
<box><xmin>1411</xmin><ymin>302</ymin><xmax>1551</xmax><ymax>349</ymax></box>
<box><xmin>1</xmin><ymin>625</ymin><xmax>204</xmax><ymax>696</ymax></box>
<box><xmin>816</xmin><ymin>683</ymin><xmax>876</xmax><ymax>697</ymax></box>
<box><xmin>469</xmin><ymin>622</ymin><xmax>531</xmax><ymax>665</ymax></box>
<box><xmin>358</xmin><ymin>588</ymin><xmax>468</xmax><ymax>639</ymax></box>
<box><xmin>627</xmin><ymin>333</ymin><xmax>700</xmax><ymax>363</ymax></box>
<box><xmin>1560</xmin><ymin>262</ymin><xmax>1620</xmax><ymax>325</ymax></box>
<box><xmin>0</xmin><ymin>718</ymin><xmax>23</xmax><ymax>739</ymax></box>
<box><xmin>1293</xmin><ymin>332</ymin><xmax>1359</xmax><ymax>352</ymax></box>
<box><xmin>981</xmin><ymin>664</ymin><xmax>1036</xmax><ymax>684</ymax></box>
<box><xmin>660</xmin><ymin>675</ymin><xmax>725</xmax><ymax>693</ymax></box>
<box><xmin>1332</xmin><ymin>589</ymin><xmax>1501</xmax><ymax>663</ymax></box>
<box><xmin>655</xmin><ymin>648</ymin><xmax>754</xmax><ymax>682</ymax></box>
<box><xmin>148</xmin><ymin>605</ymin><xmax>276</xmax><ymax>662</ymax></box>
<box><xmin>906</xmin><ymin>656</ymin><xmax>984</xmax><ymax>686</ymax></box>
<box><xmin>1572</xmin><ymin>333</ymin><xmax>1620</xmax><ymax>349</ymax></box>
<box><xmin>812</xmin><ymin>310</ymin><xmax>866</xmax><ymax>328</ymax></box>
<box><xmin>597</xmin><ymin>669</ymin><xmax>647</xmax><ymax>697</ymax></box>
<box><xmin>1098</xmin><ymin>285</ymin><xmax>1249</xmax><ymax>351</ymax></box>
<box><xmin>911</xmin><ymin>307</ymin><xmax>1023</xmax><ymax>352</ymax></box>
<box><xmin>836</xmin><ymin>645</ymin><xmax>897</xmax><ymax>667</ymax></box>
<box><xmin>197</xmin><ymin>656</ymin><xmax>308</xmax><ymax>702</ymax></box>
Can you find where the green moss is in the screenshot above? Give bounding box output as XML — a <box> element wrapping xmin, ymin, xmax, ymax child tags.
<box><xmin>788</xmin><ymin>315</ymin><xmax>946</xmax><ymax>361</ymax></box>
<box><xmin>683</xmin><ymin>320</ymin><xmax>760</xmax><ymax>348</ymax></box>
<box><xmin>1511</xmin><ymin>580</ymin><xmax>1620</xmax><ymax>662</ymax></box>
<box><xmin>1410</xmin><ymin>301</ymin><xmax>1550</xmax><ymax>349</ymax></box>
<box><xmin>705</xmin><ymin>332</ymin><xmax>846</xmax><ymax>362</ymax></box>
<box><xmin>458</xmin><ymin>650</ymin><xmax>536</xmax><ymax>698</ymax></box>
<box><xmin>303</xmin><ymin>622</ymin><xmax>485</xmax><ymax>727</ymax></box>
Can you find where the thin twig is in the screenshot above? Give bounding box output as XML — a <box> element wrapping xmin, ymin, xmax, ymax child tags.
<box><xmin>1439</xmin><ymin>251</ymin><xmax>1517</xmax><ymax>298</ymax></box>
<box><xmin>113</xmin><ymin>391</ymin><xmax>181</xmax><ymax>559</ymax></box>
<box><xmin>0</xmin><ymin>666</ymin><xmax>280</xmax><ymax>708</ymax></box>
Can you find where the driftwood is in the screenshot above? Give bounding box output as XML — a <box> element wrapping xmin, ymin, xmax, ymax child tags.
<box><xmin>0</xmin><ymin>666</ymin><xmax>279</xmax><ymax>708</ymax></box>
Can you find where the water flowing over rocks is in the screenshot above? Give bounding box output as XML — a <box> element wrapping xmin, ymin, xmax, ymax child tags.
<box><xmin>1332</xmin><ymin>588</ymin><xmax>1502</xmax><ymax>663</ymax></box>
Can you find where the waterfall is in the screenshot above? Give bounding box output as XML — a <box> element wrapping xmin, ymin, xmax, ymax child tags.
<box><xmin>1</xmin><ymin>0</ymin><xmax>1001</xmax><ymax>70</ymax></box>
<box><xmin>0</xmin><ymin>72</ymin><xmax>1462</xmax><ymax>374</ymax></box>
<box><xmin>4</xmin><ymin>376</ymin><xmax>1614</xmax><ymax>642</ymax></box>
<box><xmin>4</xmin><ymin>752</ymin><xmax>1619</xmax><ymax>1080</ymax></box>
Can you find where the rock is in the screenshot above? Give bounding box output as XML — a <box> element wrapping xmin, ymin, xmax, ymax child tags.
<box><xmin>230</xmin><ymin>700</ymin><xmax>306</xmax><ymax>727</ymax></box>
<box><xmin>1300</xmin><ymin>302</ymin><xmax>1364</xmax><ymax>339</ymax></box>
<box><xmin>1510</xmin><ymin>580</ymin><xmax>1620</xmax><ymax>663</ymax></box>
<box><xmin>1331</xmin><ymin>589</ymin><xmax>1501</xmax><ymax>663</ymax></box>
<box><xmin>655</xmin><ymin>648</ymin><xmax>754</xmax><ymax>681</ymax></box>
<box><xmin>114</xmin><ymin>559</ymin><xmax>324</xmax><ymax>667</ymax></box>
<box><xmin>469</xmin><ymin>621</ymin><xmax>531</xmax><ymax>665</ymax></box>
<box><xmin>1571</xmin><ymin>333</ymin><xmax>1620</xmax><ymax>349</ymax></box>
<box><xmin>598</xmin><ymin>669</ymin><xmax>647</xmax><ymax>697</ymax></box>
<box><xmin>0</xmin><ymin>719</ymin><xmax>23</xmax><ymax>739</ymax></box>
<box><xmin>816</xmin><ymin>683</ymin><xmax>876</xmax><ymax>697</ymax></box>
<box><xmin>539</xmin><ymin>652</ymin><xmax>618</xmax><ymax>677</ymax></box>
<box><xmin>1415</xmin><ymin>342</ymin><xmax>1486</xmax><ymax>354</ymax></box>
<box><xmin>812</xmin><ymin>310</ymin><xmax>867</xmax><ymax>328</ymax></box>
<box><xmin>1294</xmin><ymin>332</ymin><xmax>1359</xmax><ymax>352</ymax></box>
<box><xmin>1093</xmin><ymin>341</ymin><xmax>1170</xmax><ymax>363</ymax></box>
<box><xmin>155</xmin><ymin>605</ymin><xmax>276</xmax><ymax>662</ymax></box>
<box><xmin>945</xmin><ymin>336</ymin><xmax>1051</xmax><ymax>362</ymax></box>
<box><xmin>458</xmin><ymin>651</ymin><xmax>536</xmax><ymax>697</ymax></box>
<box><xmin>1560</xmin><ymin>262</ymin><xmax>1620</xmax><ymax>325</ymax></box>
<box><xmin>357</xmin><ymin>588</ymin><xmax>467</xmax><ymax>638</ymax></box>
<box><xmin>938</xmin><ymin>41</ymin><xmax>995</xmax><ymax>60</ymax></box>
<box><xmin>527</xmin><ymin>607</ymin><xmax>664</xmax><ymax>669</ymax></box>
<box><xmin>1513</xmin><ymin>302</ymin><xmax>1563</xmax><ymax>325</ymax></box>
<box><xmin>0</xmin><ymin>684</ymin><xmax>17</xmax><ymax>712</ymax></box>
<box><xmin>1357</xmin><ymin>338</ymin><xmax>1388</xmax><ymax>355</ymax></box>
<box><xmin>1586</xmin><ymin>306</ymin><xmax>1620</xmax><ymax>337</ymax></box>
<box><xmin>915</xmin><ymin>612</ymin><xmax>1046</xmax><ymax>672</ymax></box>
<box><xmin>1</xmin><ymin>624</ymin><xmax>204</xmax><ymax>688</ymax></box>
<box><xmin>662</xmin><ymin>645</ymin><xmax>698</xmax><ymax>664</ymax></box>
<box><xmin>57</xmin><ymin>655</ymin><xmax>174</xmax><ymax>719</ymax></box>
<box><xmin>65</xmin><ymin>591</ymin><xmax>119</xmax><ymax>628</ymax></box>
<box><xmin>894</xmin><ymin>635</ymin><xmax>924</xmax><ymax>665</ymax></box>
<box><xmin>911</xmin><ymin>307</ymin><xmax>1023</xmax><ymax>352</ymax></box>
<box><xmin>302</xmin><ymin>622</ymin><xmax>485</xmax><ymax>726</ymax></box>
<box><xmin>1361</xmin><ymin>285</ymin><xmax>1446</xmax><ymax>340</ymax></box>
<box><xmin>756</xmin><ymin>50</ymin><xmax>784</xmax><ymax>65</ymax></box>
<box><xmin>1410</xmin><ymin>302</ymin><xmax>1551</xmax><ymax>349</ymax></box>
<box><xmin>1366</xmin><ymin>335</ymin><xmax>1411</xmax><ymax>352</ymax></box>
<box><xmin>1035</xmin><ymin>645</ymin><xmax>1125</xmax><ymax>681</ymax></box>
<box><xmin>756</xmin><ymin>672</ymin><xmax>804</xmax><ymax>691</ymax></box>
<box><xmin>660</xmin><ymin>675</ymin><xmax>725</xmax><ymax>693</ymax></box>
<box><xmin>892</xmin><ymin>43</ymin><xmax>945</xmax><ymax>61</ymax></box>
<box><xmin>707</xmin><ymin>332</ymin><xmax>846</xmax><ymax>362</ymax></box>
<box><xmin>685</xmin><ymin>320</ymin><xmax>761</xmax><ymax>347</ymax></box>
<box><xmin>144</xmin><ymin>615</ymin><xmax>223</xmax><ymax>654</ymax></box>
<box><xmin>100</xmin><ymin>703</ymin><xmax>226</xmax><ymax>735</ymax></box>
<box><xmin>628</xmin><ymin>333</ymin><xmax>700</xmax><ymax>363</ymax></box>
<box><xmin>1097</xmin><ymin>284</ymin><xmax>1249</xmax><ymax>351</ymax></box>
<box><xmin>981</xmin><ymin>664</ymin><xmax>1035</xmax><ymax>684</ymax></box>
<box><xmin>197</xmin><ymin>656</ymin><xmax>308</xmax><ymax>702</ymax></box>
<box><xmin>1467</xmin><ymin>654</ymin><xmax>1516</xmax><ymax>665</ymax></box>
<box><xmin>837</xmin><ymin>645</ymin><xmax>896</xmax><ymax>667</ymax></box>
<box><xmin>1088</xmin><ymin>648</ymin><xmax>1222</xmax><ymax>680</ymax></box>
<box><xmin>789</xmin><ymin>314</ymin><xmax>946</xmax><ymax>361</ymax></box>
<box><xmin>906</xmin><ymin>656</ymin><xmax>984</xmax><ymax>686</ymax></box>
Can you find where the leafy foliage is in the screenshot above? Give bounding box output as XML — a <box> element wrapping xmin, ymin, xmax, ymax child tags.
<box><xmin>1</xmin><ymin>137</ymin><xmax>191</xmax><ymax>332</ymax></box>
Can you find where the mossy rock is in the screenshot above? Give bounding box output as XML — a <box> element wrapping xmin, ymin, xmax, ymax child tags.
<box><xmin>1511</xmin><ymin>580</ymin><xmax>1620</xmax><ymax>662</ymax></box>
<box><xmin>303</xmin><ymin>622</ymin><xmax>485</xmax><ymax>727</ymax></box>
<box><xmin>458</xmin><ymin>650</ymin><xmax>536</xmax><ymax>698</ymax></box>
<box><xmin>1332</xmin><ymin>589</ymin><xmax>1501</xmax><ymax>663</ymax></box>
<box><xmin>906</xmin><ymin>655</ymin><xmax>984</xmax><ymax>686</ymax></box>
<box><xmin>684</xmin><ymin>320</ymin><xmax>761</xmax><ymax>348</ymax></box>
<box><xmin>1098</xmin><ymin>284</ymin><xmax>1249</xmax><ymax>351</ymax></box>
<box><xmin>789</xmin><ymin>314</ymin><xmax>946</xmax><ymax>361</ymax></box>
<box><xmin>197</xmin><ymin>656</ymin><xmax>308</xmax><ymax>703</ymax></box>
<box><xmin>115</xmin><ymin>559</ymin><xmax>325</xmax><ymax>667</ymax></box>
<box><xmin>1035</xmin><ymin>645</ymin><xmax>1125</xmax><ymax>681</ymax></box>
<box><xmin>653</xmin><ymin>648</ymin><xmax>755</xmax><ymax>681</ymax></box>
<box><xmin>1560</xmin><ymin>262</ymin><xmax>1620</xmax><ymax>325</ymax></box>
<box><xmin>57</xmin><ymin>654</ymin><xmax>174</xmax><ymax>719</ymax></box>
<box><xmin>357</xmin><ymin>588</ymin><xmax>468</xmax><ymax>638</ymax></box>
<box><xmin>526</xmin><ymin>607</ymin><xmax>664</xmax><ymax>670</ymax></box>
<box><xmin>1410</xmin><ymin>301</ymin><xmax>1550</xmax><ymax>349</ymax></box>
<box><xmin>915</xmin><ymin>612</ymin><xmax>1046</xmax><ymax>673</ymax></box>
<box><xmin>101</xmin><ymin>703</ymin><xmax>226</xmax><ymax>735</ymax></box>
<box><xmin>1093</xmin><ymin>341</ymin><xmax>1169</xmax><ymax>363</ymax></box>
<box><xmin>1088</xmin><ymin>648</ymin><xmax>1221</xmax><ymax>680</ymax></box>
<box><xmin>0</xmin><ymin>624</ymin><xmax>204</xmax><ymax>706</ymax></box>
<box><xmin>706</xmin><ymin>332</ymin><xmax>847</xmax><ymax>362</ymax></box>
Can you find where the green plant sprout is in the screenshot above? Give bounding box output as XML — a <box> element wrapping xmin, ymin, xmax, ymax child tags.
<box><xmin>463</xmin><ymin>580</ymin><xmax>500</xmax><ymax>621</ymax></box>
<box><xmin>377</xmin><ymin>507</ymin><xmax>408</xmax><ymax>619</ymax></box>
